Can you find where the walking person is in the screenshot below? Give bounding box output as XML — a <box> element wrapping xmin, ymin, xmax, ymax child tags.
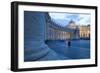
<box><xmin>65</xmin><ymin>39</ymin><xmax>71</xmax><ymax>47</ymax></box>
<box><xmin>68</xmin><ymin>40</ymin><xmax>71</xmax><ymax>47</ymax></box>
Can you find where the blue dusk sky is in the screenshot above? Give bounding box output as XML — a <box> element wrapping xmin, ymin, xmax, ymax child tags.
<box><xmin>49</xmin><ymin>12</ymin><xmax>91</xmax><ymax>27</ymax></box>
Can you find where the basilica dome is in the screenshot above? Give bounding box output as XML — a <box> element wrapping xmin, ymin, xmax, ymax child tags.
<box><xmin>66</xmin><ymin>20</ymin><xmax>78</xmax><ymax>29</ymax></box>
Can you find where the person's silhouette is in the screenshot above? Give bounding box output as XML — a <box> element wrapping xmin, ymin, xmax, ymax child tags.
<box><xmin>68</xmin><ymin>40</ymin><xmax>71</xmax><ymax>47</ymax></box>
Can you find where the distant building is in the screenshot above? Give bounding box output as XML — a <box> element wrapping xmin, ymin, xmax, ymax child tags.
<box><xmin>79</xmin><ymin>25</ymin><xmax>90</xmax><ymax>39</ymax></box>
<box><xmin>66</xmin><ymin>20</ymin><xmax>90</xmax><ymax>39</ymax></box>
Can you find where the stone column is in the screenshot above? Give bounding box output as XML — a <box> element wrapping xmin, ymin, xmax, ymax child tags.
<box><xmin>24</xmin><ymin>11</ymin><xmax>67</xmax><ymax>61</ymax></box>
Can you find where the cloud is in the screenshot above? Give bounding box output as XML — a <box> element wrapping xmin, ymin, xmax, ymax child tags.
<box><xmin>52</xmin><ymin>19</ymin><xmax>69</xmax><ymax>26</ymax></box>
<box><xmin>78</xmin><ymin>14</ymin><xmax>91</xmax><ymax>25</ymax></box>
<box><xmin>49</xmin><ymin>13</ymin><xmax>67</xmax><ymax>19</ymax></box>
<box><xmin>49</xmin><ymin>12</ymin><xmax>91</xmax><ymax>26</ymax></box>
